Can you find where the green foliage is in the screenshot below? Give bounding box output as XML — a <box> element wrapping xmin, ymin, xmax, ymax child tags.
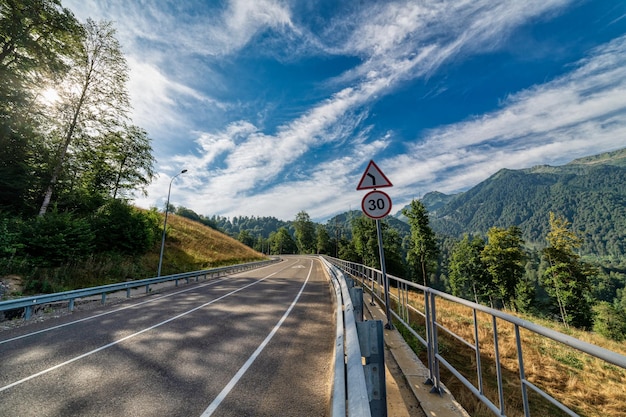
<box><xmin>416</xmin><ymin>149</ymin><xmax>626</xmax><ymax>263</ymax></box>
<box><xmin>593</xmin><ymin>301</ymin><xmax>626</xmax><ymax>341</ymax></box>
<box><xmin>269</xmin><ymin>227</ymin><xmax>297</xmax><ymax>254</ymax></box>
<box><xmin>91</xmin><ymin>200</ymin><xmax>160</xmax><ymax>255</ymax></box>
<box><xmin>351</xmin><ymin>215</ymin><xmax>380</xmax><ymax>267</ymax></box>
<box><xmin>316</xmin><ymin>225</ymin><xmax>333</xmax><ymax>255</ymax></box>
<box><xmin>403</xmin><ymin>199</ymin><xmax>438</xmax><ymax>285</ymax></box>
<box><xmin>541</xmin><ymin>213</ymin><xmax>595</xmax><ymax>328</ymax></box>
<box><xmin>20</xmin><ymin>209</ymin><xmax>95</xmax><ymax>267</ymax></box>
<box><xmin>480</xmin><ymin>226</ymin><xmax>527</xmax><ymax>309</ymax></box>
<box><xmin>237</xmin><ymin>230</ymin><xmax>255</xmax><ymax>248</ymax></box>
<box><xmin>449</xmin><ymin>234</ymin><xmax>489</xmax><ymax>302</ymax></box>
<box><xmin>293</xmin><ymin>211</ymin><xmax>316</xmax><ymax>254</ymax></box>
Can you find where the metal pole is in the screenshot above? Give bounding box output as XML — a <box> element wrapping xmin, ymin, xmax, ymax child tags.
<box><xmin>157</xmin><ymin>169</ymin><xmax>187</xmax><ymax>277</ymax></box>
<box><xmin>376</xmin><ymin>219</ymin><xmax>393</xmax><ymax>329</ymax></box>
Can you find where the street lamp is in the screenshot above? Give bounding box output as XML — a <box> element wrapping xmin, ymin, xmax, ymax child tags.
<box><xmin>157</xmin><ymin>169</ymin><xmax>187</xmax><ymax>277</ymax></box>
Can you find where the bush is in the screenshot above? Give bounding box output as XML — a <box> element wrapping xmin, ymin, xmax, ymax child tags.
<box><xmin>593</xmin><ymin>301</ymin><xmax>626</xmax><ymax>341</ymax></box>
<box><xmin>21</xmin><ymin>210</ymin><xmax>95</xmax><ymax>267</ymax></box>
<box><xmin>91</xmin><ymin>200</ymin><xmax>160</xmax><ymax>255</ymax></box>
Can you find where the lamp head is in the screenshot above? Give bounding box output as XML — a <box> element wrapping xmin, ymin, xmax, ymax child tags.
<box><xmin>181</xmin><ymin>169</ymin><xmax>188</xmax><ymax>174</ymax></box>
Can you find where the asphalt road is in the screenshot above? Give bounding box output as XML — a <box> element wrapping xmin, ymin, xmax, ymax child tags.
<box><xmin>0</xmin><ymin>256</ymin><xmax>335</xmax><ymax>417</ymax></box>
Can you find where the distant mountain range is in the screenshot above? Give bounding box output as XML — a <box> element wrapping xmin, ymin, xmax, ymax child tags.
<box><xmin>396</xmin><ymin>147</ymin><xmax>626</xmax><ymax>258</ymax></box>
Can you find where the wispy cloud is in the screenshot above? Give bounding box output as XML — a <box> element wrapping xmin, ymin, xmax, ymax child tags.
<box><xmin>67</xmin><ymin>0</ymin><xmax>626</xmax><ymax>222</ymax></box>
<box><xmin>387</xmin><ymin>35</ymin><xmax>626</xmax><ymax>204</ymax></box>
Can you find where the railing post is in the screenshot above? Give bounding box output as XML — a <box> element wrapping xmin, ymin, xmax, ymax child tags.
<box><xmin>492</xmin><ymin>316</ymin><xmax>505</xmax><ymax>414</ymax></box>
<box><xmin>429</xmin><ymin>292</ymin><xmax>443</xmax><ymax>395</ymax></box>
<box><xmin>515</xmin><ymin>325</ymin><xmax>531</xmax><ymax>417</ymax></box>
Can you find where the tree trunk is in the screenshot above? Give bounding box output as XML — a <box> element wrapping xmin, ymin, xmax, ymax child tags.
<box><xmin>38</xmin><ymin>74</ymin><xmax>90</xmax><ymax>216</ymax></box>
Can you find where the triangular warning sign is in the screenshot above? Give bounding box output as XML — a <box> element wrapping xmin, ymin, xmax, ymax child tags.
<box><xmin>357</xmin><ymin>160</ymin><xmax>393</xmax><ymax>190</ymax></box>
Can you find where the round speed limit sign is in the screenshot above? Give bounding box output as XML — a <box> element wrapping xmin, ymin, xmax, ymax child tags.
<box><xmin>361</xmin><ymin>190</ymin><xmax>392</xmax><ymax>219</ymax></box>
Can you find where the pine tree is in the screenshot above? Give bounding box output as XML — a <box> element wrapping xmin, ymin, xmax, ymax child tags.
<box><xmin>541</xmin><ymin>212</ymin><xmax>595</xmax><ymax>328</ymax></box>
<box><xmin>402</xmin><ymin>199</ymin><xmax>438</xmax><ymax>286</ymax></box>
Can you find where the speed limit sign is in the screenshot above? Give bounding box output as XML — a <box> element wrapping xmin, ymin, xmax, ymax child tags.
<box><xmin>361</xmin><ymin>190</ymin><xmax>392</xmax><ymax>219</ymax></box>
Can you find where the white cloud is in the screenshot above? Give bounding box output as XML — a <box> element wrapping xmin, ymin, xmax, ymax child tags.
<box><xmin>386</xmin><ymin>35</ymin><xmax>626</xmax><ymax>203</ymax></box>
<box><xmin>66</xmin><ymin>1</ymin><xmax>626</xmax><ymax>223</ymax></box>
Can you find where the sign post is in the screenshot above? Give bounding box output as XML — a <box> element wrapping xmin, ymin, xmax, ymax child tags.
<box><xmin>357</xmin><ymin>160</ymin><xmax>394</xmax><ymax>329</ymax></box>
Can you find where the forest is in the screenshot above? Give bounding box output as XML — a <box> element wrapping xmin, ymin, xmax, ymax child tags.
<box><xmin>1</xmin><ymin>1</ymin><xmax>160</xmax><ymax>292</ymax></box>
<box><xmin>178</xmin><ymin>150</ymin><xmax>626</xmax><ymax>341</ymax></box>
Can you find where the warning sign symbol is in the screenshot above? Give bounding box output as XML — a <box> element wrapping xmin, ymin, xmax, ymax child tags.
<box><xmin>356</xmin><ymin>160</ymin><xmax>393</xmax><ymax>190</ymax></box>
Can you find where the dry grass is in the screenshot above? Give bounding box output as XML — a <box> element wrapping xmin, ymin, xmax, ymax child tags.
<box><xmin>6</xmin><ymin>213</ymin><xmax>266</xmax><ymax>294</ymax></box>
<box><xmin>141</xmin><ymin>213</ymin><xmax>265</xmax><ymax>276</ymax></box>
<box><xmin>393</xmin><ymin>289</ymin><xmax>626</xmax><ymax>417</ymax></box>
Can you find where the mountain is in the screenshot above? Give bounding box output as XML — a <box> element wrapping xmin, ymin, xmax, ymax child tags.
<box><xmin>399</xmin><ymin>148</ymin><xmax>626</xmax><ymax>258</ymax></box>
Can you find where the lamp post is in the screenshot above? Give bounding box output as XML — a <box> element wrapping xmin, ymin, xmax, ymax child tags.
<box><xmin>157</xmin><ymin>169</ymin><xmax>187</xmax><ymax>277</ymax></box>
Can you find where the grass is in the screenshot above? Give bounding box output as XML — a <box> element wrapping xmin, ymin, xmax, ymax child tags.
<box><xmin>381</xmin><ymin>286</ymin><xmax>626</xmax><ymax>417</ymax></box>
<box><xmin>6</xmin><ymin>213</ymin><xmax>265</xmax><ymax>295</ymax></box>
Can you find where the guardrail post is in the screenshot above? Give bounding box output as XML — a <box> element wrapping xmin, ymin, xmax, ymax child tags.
<box><xmin>350</xmin><ymin>287</ymin><xmax>364</xmax><ymax>322</ymax></box>
<box><xmin>357</xmin><ymin>319</ymin><xmax>387</xmax><ymax>417</ymax></box>
<box><xmin>101</xmin><ymin>293</ymin><xmax>106</xmax><ymax>305</ymax></box>
<box><xmin>69</xmin><ymin>298</ymin><xmax>75</xmax><ymax>311</ymax></box>
<box><xmin>24</xmin><ymin>305</ymin><xmax>32</xmax><ymax>319</ymax></box>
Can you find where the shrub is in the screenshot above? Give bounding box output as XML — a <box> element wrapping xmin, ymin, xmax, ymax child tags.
<box><xmin>21</xmin><ymin>210</ymin><xmax>95</xmax><ymax>267</ymax></box>
<box><xmin>593</xmin><ymin>301</ymin><xmax>626</xmax><ymax>341</ymax></box>
<box><xmin>91</xmin><ymin>200</ymin><xmax>160</xmax><ymax>255</ymax></box>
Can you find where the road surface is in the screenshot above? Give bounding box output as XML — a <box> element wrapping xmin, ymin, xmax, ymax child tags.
<box><xmin>0</xmin><ymin>256</ymin><xmax>335</xmax><ymax>417</ymax></box>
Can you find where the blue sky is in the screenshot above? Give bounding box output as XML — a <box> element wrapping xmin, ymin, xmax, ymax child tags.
<box><xmin>63</xmin><ymin>0</ymin><xmax>626</xmax><ymax>222</ymax></box>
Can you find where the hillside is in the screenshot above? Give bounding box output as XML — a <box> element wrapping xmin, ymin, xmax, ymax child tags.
<box><xmin>398</xmin><ymin>148</ymin><xmax>626</xmax><ymax>259</ymax></box>
<box><xmin>147</xmin><ymin>213</ymin><xmax>266</xmax><ymax>276</ymax></box>
<box><xmin>1</xmin><ymin>212</ymin><xmax>265</xmax><ymax>298</ymax></box>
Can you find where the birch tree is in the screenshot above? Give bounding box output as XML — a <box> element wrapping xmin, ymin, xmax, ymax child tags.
<box><xmin>39</xmin><ymin>19</ymin><xmax>131</xmax><ymax>215</ymax></box>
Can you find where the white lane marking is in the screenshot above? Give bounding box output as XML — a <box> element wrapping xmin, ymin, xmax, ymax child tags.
<box><xmin>0</xmin><ymin>261</ymin><xmax>296</xmax><ymax>393</ymax></box>
<box><xmin>0</xmin><ymin>261</ymin><xmax>283</xmax><ymax>345</ymax></box>
<box><xmin>200</xmin><ymin>260</ymin><xmax>313</xmax><ymax>417</ymax></box>
<box><xmin>0</xmin><ymin>279</ymin><xmax>225</xmax><ymax>345</ymax></box>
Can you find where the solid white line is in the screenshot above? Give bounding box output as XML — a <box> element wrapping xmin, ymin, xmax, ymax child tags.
<box><xmin>200</xmin><ymin>260</ymin><xmax>313</xmax><ymax>417</ymax></box>
<box><xmin>0</xmin><ymin>261</ymin><xmax>283</xmax><ymax>345</ymax></box>
<box><xmin>0</xmin><ymin>279</ymin><xmax>225</xmax><ymax>345</ymax></box>
<box><xmin>0</xmin><ymin>261</ymin><xmax>294</xmax><ymax>393</ymax></box>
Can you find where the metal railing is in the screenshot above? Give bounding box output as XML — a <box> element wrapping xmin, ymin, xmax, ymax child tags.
<box><xmin>321</xmin><ymin>257</ymin><xmax>373</xmax><ymax>417</ymax></box>
<box><xmin>0</xmin><ymin>258</ymin><xmax>280</xmax><ymax>320</ymax></box>
<box><xmin>324</xmin><ymin>256</ymin><xmax>626</xmax><ymax>417</ymax></box>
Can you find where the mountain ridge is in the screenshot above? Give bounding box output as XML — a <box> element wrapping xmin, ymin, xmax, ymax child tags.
<box><xmin>396</xmin><ymin>147</ymin><xmax>626</xmax><ymax>257</ymax></box>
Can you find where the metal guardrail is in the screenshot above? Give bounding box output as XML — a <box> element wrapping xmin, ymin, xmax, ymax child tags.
<box><xmin>321</xmin><ymin>257</ymin><xmax>375</xmax><ymax>417</ymax></box>
<box><xmin>0</xmin><ymin>258</ymin><xmax>280</xmax><ymax>320</ymax></box>
<box><xmin>324</xmin><ymin>256</ymin><xmax>626</xmax><ymax>417</ymax></box>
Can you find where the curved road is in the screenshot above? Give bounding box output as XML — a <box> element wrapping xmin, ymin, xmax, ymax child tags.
<box><xmin>0</xmin><ymin>256</ymin><xmax>335</xmax><ymax>417</ymax></box>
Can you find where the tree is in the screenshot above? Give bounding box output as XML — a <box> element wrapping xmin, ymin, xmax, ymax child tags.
<box><xmin>402</xmin><ymin>199</ymin><xmax>438</xmax><ymax>286</ymax></box>
<box><xmin>351</xmin><ymin>215</ymin><xmax>379</xmax><ymax>267</ymax></box>
<box><xmin>449</xmin><ymin>234</ymin><xmax>489</xmax><ymax>303</ymax></box>
<box><xmin>269</xmin><ymin>227</ymin><xmax>297</xmax><ymax>254</ymax></box>
<box><xmin>0</xmin><ymin>0</ymin><xmax>83</xmax><ymax>213</ymax></box>
<box><xmin>480</xmin><ymin>226</ymin><xmax>527</xmax><ymax>309</ymax></box>
<box><xmin>293</xmin><ymin>211</ymin><xmax>316</xmax><ymax>254</ymax></box>
<box><xmin>39</xmin><ymin>19</ymin><xmax>132</xmax><ymax>215</ymax></box>
<box><xmin>316</xmin><ymin>225</ymin><xmax>332</xmax><ymax>254</ymax></box>
<box><xmin>541</xmin><ymin>212</ymin><xmax>595</xmax><ymax>328</ymax></box>
<box><xmin>237</xmin><ymin>230</ymin><xmax>255</xmax><ymax>248</ymax></box>
<box><xmin>593</xmin><ymin>301</ymin><xmax>626</xmax><ymax>341</ymax></box>
<box><xmin>73</xmin><ymin>126</ymin><xmax>155</xmax><ymax>200</ymax></box>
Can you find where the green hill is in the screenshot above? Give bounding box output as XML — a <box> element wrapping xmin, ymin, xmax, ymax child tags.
<box><xmin>399</xmin><ymin>148</ymin><xmax>626</xmax><ymax>260</ymax></box>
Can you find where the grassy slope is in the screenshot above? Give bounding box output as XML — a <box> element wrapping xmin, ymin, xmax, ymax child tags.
<box><xmin>139</xmin><ymin>213</ymin><xmax>265</xmax><ymax>277</ymax></box>
<box><xmin>396</xmin><ymin>291</ymin><xmax>626</xmax><ymax>417</ymax></box>
<box><xmin>2</xmin><ymin>213</ymin><xmax>265</xmax><ymax>295</ymax></box>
